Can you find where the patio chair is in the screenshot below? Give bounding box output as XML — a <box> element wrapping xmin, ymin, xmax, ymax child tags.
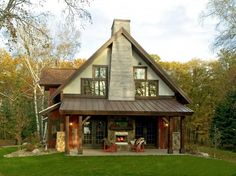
<box><xmin>130</xmin><ymin>137</ymin><xmax>146</xmax><ymax>152</ymax></box>
<box><xmin>102</xmin><ymin>138</ymin><xmax>117</xmax><ymax>152</ymax></box>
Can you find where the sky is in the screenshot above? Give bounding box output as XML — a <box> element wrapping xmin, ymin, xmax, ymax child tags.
<box><xmin>76</xmin><ymin>0</ymin><xmax>218</xmax><ymax>62</ymax></box>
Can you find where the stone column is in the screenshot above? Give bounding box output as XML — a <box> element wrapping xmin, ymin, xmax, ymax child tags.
<box><xmin>77</xmin><ymin>116</ymin><xmax>83</xmax><ymax>154</ymax></box>
<box><xmin>167</xmin><ymin>117</ymin><xmax>173</xmax><ymax>154</ymax></box>
<box><xmin>65</xmin><ymin>115</ymin><xmax>70</xmax><ymax>154</ymax></box>
<box><xmin>179</xmin><ymin>116</ymin><xmax>185</xmax><ymax>153</ymax></box>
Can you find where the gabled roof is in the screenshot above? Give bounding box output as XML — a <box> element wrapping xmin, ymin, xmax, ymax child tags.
<box><xmin>51</xmin><ymin>28</ymin><xmax>191</xmax><ymax>104</ymax></box>
<box><xmin>39</xmin><ymin>68</ymin><xmax>77</xmax><ymax>86</ymax></box>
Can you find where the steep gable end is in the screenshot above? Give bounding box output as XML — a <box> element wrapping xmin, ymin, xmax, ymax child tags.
<box><xmin>51</xmin><ymin>27</ymin><xmax>191</xmax><ymax>104</ymax></box>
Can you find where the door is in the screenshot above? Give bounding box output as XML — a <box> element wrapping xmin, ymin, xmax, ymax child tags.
<box><xmin>135</xmin><ymin>118</ymin><xmax>157</xmax><ymax>146</ymax></box>
<box><xmin>83</xmin><ymin>119</ymin><xmax>106</xmax><ymax>148</ymax></box>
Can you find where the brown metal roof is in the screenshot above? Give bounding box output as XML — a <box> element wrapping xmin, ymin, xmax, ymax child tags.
<box><xmin>39</xmin><ymin>68</ymin><xmax>77</xmax><ymax>86</ymax></box>
<box><xmin>60</xmin><ymin>98</ymin><xmax>193</xmax><ymax>116</ymax></box>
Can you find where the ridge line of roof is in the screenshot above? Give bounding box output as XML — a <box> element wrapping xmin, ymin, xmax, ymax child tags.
<box><xmin>50</xmin><ymin>27</ymin><xmax>191</xmax><ymax>104</ymax></box>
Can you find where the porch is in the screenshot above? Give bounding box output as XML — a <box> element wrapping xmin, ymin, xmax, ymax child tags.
<box><xmin>68</xmin><ymin>148</ymin><xmax>186</xmax><ymax>156</ymax></box>
<box><xmin>45</xmin><ymin>97</ymin><xmax>193</xmax><ymax>155</ymax></box>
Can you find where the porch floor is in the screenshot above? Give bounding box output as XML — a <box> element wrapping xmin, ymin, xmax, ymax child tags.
<box><xmin>68</xmin><ymin>149</ymin><xmax>185</xmax><ymax>156</ymax></box>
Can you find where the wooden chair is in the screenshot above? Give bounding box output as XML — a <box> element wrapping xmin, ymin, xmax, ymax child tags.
<box><xmin>102</xmin><ymin>138</ymin><xmax>117</xmax><ymax>152</ymax></box>
<box><xmin>130</xmin><ymin>137</ymin><xmax>146</xmax><ymax>152</ymax></box>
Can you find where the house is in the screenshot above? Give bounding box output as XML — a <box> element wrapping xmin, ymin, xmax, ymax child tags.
<box><xmin>39</xmin><ymin>19</ymin><xmax>193</xmax><ymax>155</ymax></box>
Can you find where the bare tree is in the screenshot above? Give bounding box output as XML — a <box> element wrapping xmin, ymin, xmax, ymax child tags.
<box><xmin>0</xmin><ymin>0</ymin><xmax>92</xmax><ymax>141</ymax></box>
<box><xmin>201</xmin><ymin>0</ymin><xmax>236</xmax><ymax>52</ymax></box>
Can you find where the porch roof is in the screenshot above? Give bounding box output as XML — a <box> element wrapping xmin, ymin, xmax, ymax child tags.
<box><xmin>60</xmin><ymin>98</ymin><xmax>193</xmax><ymax>116</ymax></box>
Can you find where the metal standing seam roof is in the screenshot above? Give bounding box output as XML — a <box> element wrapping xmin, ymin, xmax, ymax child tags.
<box><xmin>60</xmin><ymin>98</ymin><xmax>193</xmax><ymax>116</ymax></box>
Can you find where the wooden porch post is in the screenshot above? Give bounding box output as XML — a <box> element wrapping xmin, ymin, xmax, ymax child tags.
<box><xmin>179</xmin><ymin>116</ymin><xmax>185</xmax><ymax>153</ymax></box>
<box><xmin>65</xmin><ymin>115</ymin><xmax>70</xmax><ymax>154</ymax></box>
<box><xmin>77</xmin><ymin>116</ymin><xmax>83</xmax><ymax>154</ymax></box>
<box><xmin>167</xmin><ymin>116</ymin><xmax>173</xmax><ymax>154</ymax></box>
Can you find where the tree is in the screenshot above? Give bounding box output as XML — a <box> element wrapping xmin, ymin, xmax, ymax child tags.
<box><xmin>0</xmin><ymin>50</ymin><xmax>36</xmax><ymax>144</ymax></box>
<box><xmin>202</xmin><ymin>0</ymin><xmax>236</xmax><ymax>52</ymax></box>
<box><xmin>0</xmin><ymin>0</ymin><xmax>91</xmax><ymax>47</ymax></box>
<box><xmin>211</xmin><ymin>90</ymin><xmax>236</xmax><ymax>149</ymax></box>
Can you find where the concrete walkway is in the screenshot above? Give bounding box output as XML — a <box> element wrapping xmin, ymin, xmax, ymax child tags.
<box><xmin>69</xmin><ymin>149</ymin><xmax>185</xmax><ymax>156</ymax></box>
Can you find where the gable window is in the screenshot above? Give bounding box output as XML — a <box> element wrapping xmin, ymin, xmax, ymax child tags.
<box><xmin>135</xmin><ymin>80</ymin><xmax>158</xmax><ymax>97</ymax></box>
<box><xmin>94</xmin><ymin>66</ymin><xmax>107</xmax><ymax>79</ymax></box>
<box><xmin>134</xmin><ymin>67</ymin><xmax>147</xmax><ymax>80</ymax></box>
<box><xmin>134</xmin><ymin>66</ymin><xmax>158</xmax><ymax>97</ymax></box>
<box><xmin>81</xmin><ymin>65</ymin><xmax>108</xmax><ymax>97</ymax></box>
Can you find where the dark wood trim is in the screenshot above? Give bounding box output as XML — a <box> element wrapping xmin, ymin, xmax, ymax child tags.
<box><xmin>167</xmin><ymin>116</ymin><xmax>173</xmax><ymax>154</ymax></box>
<box><xmin>63</xmin><ymin>94</ymin><xmax>107</xmax><ymax>99</ymax></box>
<box><xmin>135</xmin><ymin>95</ymin><xmax>175</xmax><ymax>100</ymax></box>
<box><xmin>65</xmin><ymin>116</ymin><xmax>70</xmax><ymax>154</ymax></box>
<box><xmin>60</xmin><ymin>110</ymin><xmax>193</xmax><ymax>117</ymax></box>
<box><xmin>77</xmin><ymin>116</ymin><xmax>83</xmax><ymax>154</ymax></box>
<box><xmin>179</xmin><ymin>116</ymin><xmax>185</xmax><ymax>153</ymax></box>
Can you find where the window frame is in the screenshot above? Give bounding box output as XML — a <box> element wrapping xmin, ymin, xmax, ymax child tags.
<box><xmin>135</xmin><ymin>80</ymin><xmax>159</xmax><ymax>97</ymax></box>
<box><xmin>93</xmin><ymin>65</ymin><xmax>108</xmax><ymax>79</ymax></box>
<box><xmin>133</xmin><ymin>66</ymin><xmax>159</xmax><ymax>98</ymax></box>
<box><xmin>81</xmin><ymin>65</ymin><xmax>108</xmax><ymax>97</ymax></box>
<box><xmin>133</xmin><ymin>66</ymin><xmax>147</xmax><ymax>80</ymax></box>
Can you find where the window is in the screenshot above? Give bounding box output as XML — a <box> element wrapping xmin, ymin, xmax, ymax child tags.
<box><xmin>135</xmin><ymin>80</ymin><xmax>158</xmax><ymax>97</ymax></box>
<box><xmin>134</xmin><ymin>67</ymin><xmax>146</xmax><ymax>80</ymax></box>
<box><xmin>81</xmin><ymin>79</ymin><xmax>106</xmax><ymax>96</ymax></box>
<box><xmin>94</xmin><ymin>66</ymin><xmax>107</xmax><ymax>79</ymax></box>
<box><xmin>81</xmin><ymin>65</ymin><xmax>108</xmax><ymax>97</ymax></box>
<box><xmin>134</xmin><ymin>66</ymin><xmax>158</xmax><ymax>97</ymax></box>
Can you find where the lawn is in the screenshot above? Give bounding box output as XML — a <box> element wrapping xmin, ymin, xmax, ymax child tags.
<box><xmin>0</xmin><ymin>147</ymin><xmax>236</xmax><ymax>176</ymax></box>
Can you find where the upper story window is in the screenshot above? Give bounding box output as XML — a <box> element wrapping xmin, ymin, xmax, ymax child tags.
<box><xmin>134</xmin><ymin>66</ymin><xmax>158</xmax><ymax>97</ymax></box>
<box><xmin>134</xmin><ymin>67</ymin><xmax>147</xmax><ymax>80</ymax></box>
<box><xmin>94</xmin><ymin>66</ymin><xmax>107</xmax><ymax>79</ymax></box>
<box><xmin>81</xmin><ymin>65</ymin><xmax>108</xmax><ymax>97</ymax></box>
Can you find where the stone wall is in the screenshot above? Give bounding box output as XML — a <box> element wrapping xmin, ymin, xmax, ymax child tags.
<box><xmin>107</xmin><ymin>117</ymin><xmax>135</xmax><ymax>143</ymax></box>
<box><xmin>111</xmin><ymin>19</ymin><xmax>130</xmax><ymax>35</ymax></box>
<box><xmin>109</xmin><ymin>35</ymin><xmax>135</xmax><ymax>100</ymax></box>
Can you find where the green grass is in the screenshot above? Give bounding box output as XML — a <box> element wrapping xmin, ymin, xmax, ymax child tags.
<box><xmin>0</xmin><ymin>147</ymin><xmax>236</xmax><ymax>176</ymax></box>
<box><xmin>198</xmin><ymin>145</ymin><xmax>236</xmax><ymax>164</ymax></box>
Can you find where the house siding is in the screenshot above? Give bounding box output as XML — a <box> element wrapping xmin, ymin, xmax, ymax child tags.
<box><xmin>132</xmin><ymin>50</ymin><xmax>175</xmax><ymax>96</ymax></box>
<box><xmin>63</xmin><ymin>48</ymin><xmax>111</xmax><ymax>94</ymax></box>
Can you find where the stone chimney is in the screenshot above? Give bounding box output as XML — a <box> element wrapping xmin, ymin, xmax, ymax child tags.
<box><xmin>108</xmin><ymin>19</ymin><xmax>135</xmax><ymax>101</ymax></box>
<box><xmin>111</xmin><ymin>19</ymin><xmax>130</xmax><ymax>35</ymax></box>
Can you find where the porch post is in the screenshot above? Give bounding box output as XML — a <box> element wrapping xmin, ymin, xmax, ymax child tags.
<box><xmin>179</xmin><ymin>116</ymin><xmax>185</xmax><ymax>153</ymax></box>
<box><xmin>65</xmin><ymin>115</ymin><xmax>70</xmax><ymax>154</ymax></box>
<box><xmin>77</xmin><ymin>116</ymin><xmax>83</xmax><ymax>154</ymax></box>
<box><xmin>167</xmin><ymin>116</ymin><xmax>173</xmax><ymax>154</ymax></box>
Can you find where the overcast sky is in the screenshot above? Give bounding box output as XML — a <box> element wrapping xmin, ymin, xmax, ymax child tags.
<box><xmin>76</xmin><ymin>0</ymin><xmax>217</xmax><ymax>62</ymax></box>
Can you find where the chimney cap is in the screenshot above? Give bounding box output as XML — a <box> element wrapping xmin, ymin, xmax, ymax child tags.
<box><xmin>111</xmin><ymin>19</ymin><xmax>131</xmax><ymax>35</ymax></box>
<box><xmin>111</xmin><ymin>19</ymin><xmax>130</xmax><ymax>29</ymax></box>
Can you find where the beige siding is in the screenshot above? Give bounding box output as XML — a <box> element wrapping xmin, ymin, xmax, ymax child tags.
<box><xmin>63</xmin><ymin>48</ymin><xmax>111</xmax><ymax>94</ymax></box>
<box><xmin>63</xmin><ymin>43</ymin><xmax>174</xmax><ymax>97</ymax></box>
<box><xmin>132</xmin><ymin>50</ymin><xmax>175</xmax><ymax>96</ymax></box>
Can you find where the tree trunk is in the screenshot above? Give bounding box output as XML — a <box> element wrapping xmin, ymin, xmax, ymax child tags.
<box><xmin>33</xmin><ymin>82</ymin><xmax>40</xmax><ymax>138</ymax></box>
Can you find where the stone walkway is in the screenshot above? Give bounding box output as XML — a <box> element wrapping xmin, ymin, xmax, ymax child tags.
<box><xmin>69</xmin><ymin>149</ymin><xmax>185</xmax><ymax>156</ymax></box>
